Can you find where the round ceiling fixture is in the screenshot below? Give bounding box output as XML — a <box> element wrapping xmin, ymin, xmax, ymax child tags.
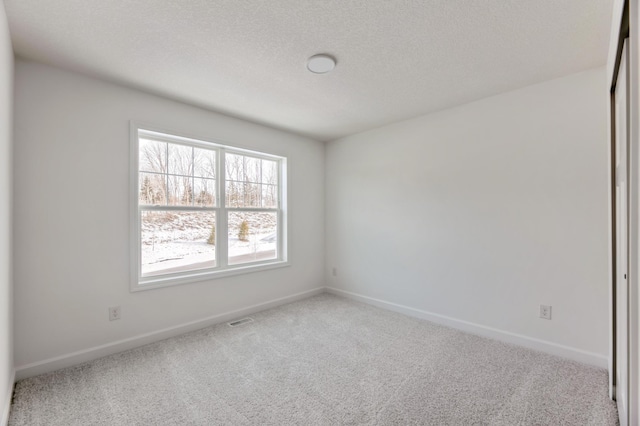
<box><xmin>307</xmin><ymin>54</ymin><xmax>336</xmax><ymax>74</ymax></box>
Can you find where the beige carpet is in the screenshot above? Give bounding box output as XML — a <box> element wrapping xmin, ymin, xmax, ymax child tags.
<box><xmin>9</xmin><ymin>293</ymin><xmax>618</xmax><ymax>425</ymax></box>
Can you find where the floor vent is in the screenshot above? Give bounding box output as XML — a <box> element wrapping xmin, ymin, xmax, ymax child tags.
<box><xmin>228</xmin><ymin>317</ymin><xmax>254</xmax><ymax>327</ymax></box>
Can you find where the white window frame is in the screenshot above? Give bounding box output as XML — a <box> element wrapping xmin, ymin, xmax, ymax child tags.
<box><xmin>130</xmin><ymin>122</ymin><xmax>288</xmax><ymax>291</ymax></box>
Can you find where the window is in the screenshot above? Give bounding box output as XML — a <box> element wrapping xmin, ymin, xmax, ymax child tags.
<box><xmin>131</xmin><ymin>125</ymin><xmax>287</xmax><ymax>290</ymax></box>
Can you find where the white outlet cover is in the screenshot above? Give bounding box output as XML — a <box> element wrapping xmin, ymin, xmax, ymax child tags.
<box><xmin>539</xmin><ymin>305</ymin><xmax>552</xmax><ymax>320</ymax></box>
<box><xmin>109</xmin><ymin>306</ymin><xmax>121</xmax><ymax>321</ymax></box>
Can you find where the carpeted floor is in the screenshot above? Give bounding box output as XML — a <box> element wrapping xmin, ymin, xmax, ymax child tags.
<box><xmin>9</xmin><ymin>293</ymin><xmax>618</xmax><ymax>425</ymax></box>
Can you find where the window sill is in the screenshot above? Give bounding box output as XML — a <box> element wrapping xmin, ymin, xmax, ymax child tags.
<box><xmin>131</xmin><ymin>260</ymin><xmax>290</xmax><ymax>292</ymax></box>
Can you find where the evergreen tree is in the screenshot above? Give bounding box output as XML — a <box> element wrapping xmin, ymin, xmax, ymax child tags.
<box><xmin>238</xmin><ymin>220</ymin><xmax>249</xmax><ymax>241</ymax></box>
<box><xmin>207</xmin><ymin>223</ymin><xmax>216</xmax><ymax>245</ymax></box>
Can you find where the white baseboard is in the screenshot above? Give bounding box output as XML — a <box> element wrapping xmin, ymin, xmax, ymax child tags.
<box><xmin>1</xmin><ymin>369</ymin><xmax>15</xmax><ymax>426</ymax></box>
<box><xmin>15</xmin><ymin>287</ymin><xmax>325</xmax><ymax>380</ymax></box>
<box><xmin>14</xmin><ymin>285</ymin><xmax>608</xmax><ymax>382</ymax></box>
<box><xmin>325</xmin><ymin>287</ymin><xmax>608</xmax><ymax>369</ymax></box>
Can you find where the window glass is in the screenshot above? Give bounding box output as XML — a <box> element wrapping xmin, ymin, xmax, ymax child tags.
<box><xmin>228</xmin><ymin>211</ymin><xmax>278</xmax><ymax>265</ymax></box>
<box><xmin>141</xmin><ymin>211</ymin><xmax>216</xmax><ymax>276</ymax></box>
<box><xmin>139</xmin><ymin>139</ymin><xmax>167</xmax><ymax>174</ymax></box>
<box><xmin>225</xmin><ymin>154</ymin><xmax>279</xmax><ymax>208</ymax></box>
<box><xmin>134</xmin><ymin>127</ymin><xmax>286</xmax><ymax>289</ymax></box>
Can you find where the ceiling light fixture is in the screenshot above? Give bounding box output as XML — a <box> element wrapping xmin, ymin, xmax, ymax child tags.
<box><xmin>307</xmin><ymin>54</ymin><xmax>336</xmax><ymax>74</ymax></box>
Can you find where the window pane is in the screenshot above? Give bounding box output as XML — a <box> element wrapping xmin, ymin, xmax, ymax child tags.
<box><xmin>262</xmin><ymin>159</ymin><xmax>277</xmax><ymax>185</ymax></box>
<box><xmin>228</xmin><ymin>211</ymin><xmax>277</xmax><ymax>265</ymax></box>
<box><xmin>225</xmin><ymin>181</ymin><xmax>262</xmax><ymax>208</ymax></box>
<box><xmin>139</xmin><ymin>172</ymin><xmax>167</xmax><ymax>205</ymax></box>
<box><xmin>262</xmin><ymin>184</ymin><xmax>278</xmax><ymax>208</ymax></box>
<box><xmin>139</xmin><ymin>139</ymin><xmax>167</xmax><ymax>174</ymax></box>
<box><xmin>225</xmin><ymin>181</ymin><xmax>241</xmax><ymax>208</ymax></box>
<box><xmin>225</xmin><ymin>153</ymin><xmax>279</xmax><ymax>208</ymax></box>
<box><xmin>167</xmin><ymin>175</ymin><xmax>193</xmax><ymax>206</ymax></box>
<box><xmin>168</xmin><ymin>144</ymin><xmax>193</xmax><ymax>176</ymax></box>
<box><xmin>141</xmin><ymin>211</ymin><xmax>216</xmax><ymax>277</ymax></box>
<box><xmin>194</xmin><ymin>148</ymin><xmax>216</xmax><ymax>179</ymax></box>
<box><xmin>245</xmin><ymin>156</ymin><xmax>260</xmax><ymax>183</ymax></box>
<box><xmin>194</xmin><ymin>178</ymin><xmax>216</xmax><ymax>207</ymax></box>
<box><xmin>244</xmin><ymin>182</ymin><xmax>261</xmax><ymax>207</ymax></box>
<box><xmin>225</xmin><ymin>153</ymin><xmax>243</xmax><ymax>181</ymax></box>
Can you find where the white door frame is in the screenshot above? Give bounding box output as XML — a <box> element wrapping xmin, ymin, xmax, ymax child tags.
<box><xmin>609</xmin><ymin>1</ymin><xmax>639</xmax><ymax>424</ymax></box>
<box><xmin>615</xmin><ymin>38</ymin><xmax>630</xmax><ymax>426</ymax></box>
<box><xmin>628</xmin><ymin>1</ymin><xmax>640</xmax><ymax>423</ymax></box>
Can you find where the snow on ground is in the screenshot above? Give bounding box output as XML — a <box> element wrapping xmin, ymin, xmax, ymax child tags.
<box><xmin>140</xmin><ymin>211</ymin><xmax>277</xmax><ymax>275</ymax></box>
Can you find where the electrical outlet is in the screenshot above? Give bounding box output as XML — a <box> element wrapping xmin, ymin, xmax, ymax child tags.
<box><xmin>109</xmin><ymin>306</ymin><xmax>121</xmax><ymax>321</ymax></box>
<box><xmin>332</xmin><ymin>267</ymin><xmax>337</xmax><ymax>277</ymax></box>
<box><xmin>539</xmin><ymin>305</ymin><xmax>551</xmax><ymax>320</ymax></box>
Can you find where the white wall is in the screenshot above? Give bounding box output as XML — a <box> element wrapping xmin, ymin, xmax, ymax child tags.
<box><xmin>0</xmin><ymin>2</ymin><xmax>13</xmax><ymax>424</ymax></box>
<box><xmin>326</xmin><ymin>67</ymin><xmax>610</xmax><ymax>361</ymax></box>
<box><xmin>11</xmin><ymin>56</ymin><xmax>609</xmax><ymax>378</ymax></box>
<box><xmin>13</xmin><ymin>60</ymin><xmax>325</xmax><ymax>373</ymax></box>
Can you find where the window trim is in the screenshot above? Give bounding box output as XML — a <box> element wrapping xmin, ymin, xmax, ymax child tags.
<box><xmin>129</xmin><ymin>122</ymin><xmax>289</xmax><ymax>292</ymax></box>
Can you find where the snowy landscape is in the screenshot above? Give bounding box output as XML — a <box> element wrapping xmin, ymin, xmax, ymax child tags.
<box><xmin>137</xmin><ymin>138</ymin><xmax>280</xmax><ymax>277</ymax></box>
<box><xmin>141</xmin><ymin>211</ymin><xmax>277</xmax><ymax>276</ymax></box>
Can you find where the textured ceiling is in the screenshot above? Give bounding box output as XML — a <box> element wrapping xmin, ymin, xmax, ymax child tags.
<box><xmin>5</xmin><ymin>0</ymin><xmax>613</xmax><ymax>141</ymax></box>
